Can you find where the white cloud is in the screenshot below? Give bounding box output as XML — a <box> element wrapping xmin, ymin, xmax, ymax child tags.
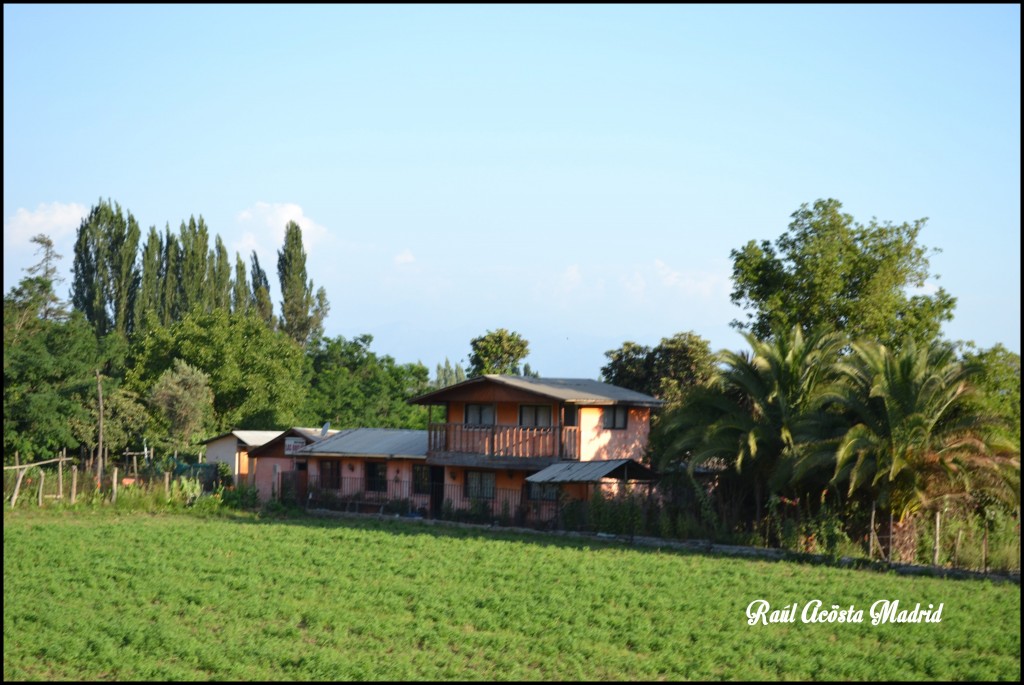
<box><xmin>394</xmin><ymin>249</ymin><xmax>415</xmax><ymax>265</ymax></box>
<box><xmin>234</xmin><ymin>202</ymin><xmax>330</xmax><ymax>257</ymax></box>
<box><xmin>4</xmin><ymin>202</ymin><xmax>87</xmax><ymax>246</ymax></box>
<box><xmin>653</xmin><ymin>258</ymin><xmax>731</xmax><ymax>299</ymax></box>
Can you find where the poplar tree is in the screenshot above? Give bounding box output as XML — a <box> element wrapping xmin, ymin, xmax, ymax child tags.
<box><xmin>277</xmin><ymin>220</ymin><xmax>328</xmax><ymax>347</ymax></box>
<box><xmin>136</xmin><ymin>226</ymin><xmax>163</xmax><ymax>331</ymax></box>
<box><xmin>231</xmin><ymin>253</ymin><xmax>250</xmax><ymax>315</ymax></box>
<box><xmin>160</xmin><ymin>225</ymin><xmax>182</xmax><ymax>325</ymax></box>
<box><xmin>208</xmin><ymin>235</ymin><xmax>232</xmax><ymax>311</ymax></box>
<box><xmin>70</xmin><ymin>199</ymin><xmax>140</xmax><ymax>337</ymax></box>
<box><xmin>250</xmin><ymin>251</ymin><xmax>275</xmax><ymax>327</ymax></box>
<box><xmin>177</xmin><ymin>215</ymin><xmax>210</xmax><ymax>315</ymax></box>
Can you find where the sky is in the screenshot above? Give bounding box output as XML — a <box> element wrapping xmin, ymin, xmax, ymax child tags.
<box><xmin>4</xmin><ymin>5</ymin><xmax>1020</xmax><ymax>379</ymax></box>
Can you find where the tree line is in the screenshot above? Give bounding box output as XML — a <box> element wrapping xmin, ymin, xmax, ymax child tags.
<box><xmin>5</xmin><ymin>197</ymin><xmax>1019</xmax><ymax>539</ymax></box>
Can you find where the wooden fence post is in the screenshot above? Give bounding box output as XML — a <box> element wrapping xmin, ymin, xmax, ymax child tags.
<box><xmin>10</xmin><ymin>468</ymin><xmax>27</xmax><ymax>508</ymax></box>
<box><xmin>933</xmin><ymin>510</ymin><xmax>941</xmax><ymax>566</ymax></box>
<box><xmin>37</xmin><ymin>470</ymin><xmax>45</xmax><ymax>507</ymax></box>
<box><xmin>112</xmin><ymin>467</ymin><xmax>118</xmax><ymax>504</ymax></box>
<box><xmin>71</xmin><ymin>465</ymin><xmax>78</xmax><ymax>505</ymax></box>
<box><xmin>165</xmin><ymin>471</ymin><xmax>170</xmax><ymax>498</ymax></box>
<box><xmin>888</xmin><ymin>510</ymin><xmax>894</xmax><ymax>563</ymax></box>
<box><xmin>58</xmin><ymin>452</ymin><xmax>64</xmax><ymax>500</ymax></box>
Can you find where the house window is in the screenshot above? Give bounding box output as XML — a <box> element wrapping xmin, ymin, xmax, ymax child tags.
<box><xmin>602</xmin><ymin>406</ymin><xmax>628</xmax><ymax>430</ymax></box>
<box><xmin>413</xmin><ymin>464</ymin><xmax>431</xmax><ymax>495</ymax></box>
<box><xmin>527</xmin><ymin>482</ymin><xmax>559</xmax><ymax>501</ymax></box>
<box><xmin>320</xmin><ymin>460</ymin><xmax>341</xmax><ymax>490</ymax></box>
<box><xmin>366</xmin><ymin>462</ymin><xmax>387</xmax><ymax>493</ymax></box>
<box><xmin>464</xmin><ymin>470</ymin><xmax>496</xmax><ymax>500</ymax></box>
<box><xmin>465</xmin><ymin>404</ymin><xmax>495</xmax><ymax>426</ymax></box>
<box><xmin>519</xmin><ymin>405</ymin><xmax>552</xmax><ymax>427</ymax></box>
<box><xmin>563</xmin><ymin>405</ymin><xmax>578</xmax><ymax>427</ymax></box>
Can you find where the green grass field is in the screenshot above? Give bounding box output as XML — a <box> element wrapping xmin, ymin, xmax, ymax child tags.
<box><xmin>4</xmin><ymin>508</ymin><xmax>1020</xmax><ymax>681</ymax></box>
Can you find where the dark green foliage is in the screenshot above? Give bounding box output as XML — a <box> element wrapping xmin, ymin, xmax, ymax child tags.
<box><xmin>601</xmin><ymin>331</ymin><xmax>716</xmax><ymax>407</ymax></box>
<box><xmin>126</xmin><ymin>309</ymin><xmax>306</xmax><ymax>431</ymax></box>
<box><xmin>277</xmin><ymin>221</ymin><xmax>328</xmax><ymax>347</ymax></box>
<box><xmin>231</xmin><ymin>253</ymin><xmax>250</xmax><ymax>315</ymax></box>
<box><xmin>467</xmin><ymin>328</ymin><xmax>530</xmax><ymax>377</ymax></box>
<box><xmin>433</xmin><ymin>357</ymin><xmax>466</xmax><ymax>388</ymax></box>
<box><xmin>71</xmin><ymin>199</ymin><xmax>141</xmax><ymax>337</ymax></box>
<box><xmin>303</xmin><ymin>334</ymin><xmax>431</xmax><ymax>429</ymax></box>
<box><xmin>960</xmin><ymin>343</ymin><xmax>1020</xmax><ymax>448</ymax></box>
<box><xmin>250</xmin><ymin>250</ymin><xmax>275</xmax><ymax>327</ymax></box>
<box><xmin>729</xmin><ymin>198</ymin><xmax>956</xmax><ymax>348</ymax></box>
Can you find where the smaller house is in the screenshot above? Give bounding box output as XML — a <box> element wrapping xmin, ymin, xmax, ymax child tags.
<box><xmin>248</xmin><ymin>427</ymin><xmax>341</xmax><ymax>502</ymax></box>
<box><xmin>201</xmin><ymin>430</ymin><xmax>283</xmax><ymax>485</ymax></box>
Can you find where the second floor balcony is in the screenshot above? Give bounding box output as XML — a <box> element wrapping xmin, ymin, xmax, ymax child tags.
<box><xmin>428</xmin><ymin>423</ymin><xmax>581</xmax><ymax>461</ymax></box>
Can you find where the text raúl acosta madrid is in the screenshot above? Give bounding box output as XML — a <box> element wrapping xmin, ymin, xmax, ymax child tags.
<box><xmin>746</xmin><ymin>599</ymin><xmax>944</xmax><ymax>626</ymax></box>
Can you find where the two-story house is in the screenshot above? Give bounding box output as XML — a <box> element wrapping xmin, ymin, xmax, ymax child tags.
<box><xmin>289</xmin><ymin>375</ymin><xmax>658</xmax><ymax>522</ymax></box>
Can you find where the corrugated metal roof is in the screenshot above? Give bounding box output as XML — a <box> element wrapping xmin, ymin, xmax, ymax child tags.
<box><xmin>200</xmin><ymin>430</ymin><xmax>282</xmax><ymax>447</ymax></box>
<box><xmin>291</xmin><ymin>427</ymin><xmax>342</xmax><ymax>442</ymax></box>
<box><xmin>410</xmin><ymin>375</ymin><xmax>664</xmax><ymax>407</ymax></box>
<box><xmin>525</xmin><ymin>458</ymin><xmax>657</xmax><ymax>483</ymax></box>
<box><xmin>299</xmin><ymin>428</ymin><xmax>428</xmax><ymax>459</ymax></box>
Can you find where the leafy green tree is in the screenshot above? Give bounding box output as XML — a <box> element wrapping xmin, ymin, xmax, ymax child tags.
<box><xmin>25</xmin><ymin>234</ymin><xmax>68</xmax><ymax>322</ymax></box>
<box><xmin>177</xmin><ymin>216</ymin><xmax>211</xmax><ymax>315</ymax></box>
<box><xmin>136</xmin><ymin>226</ymin><xmax>164</xmax><ymax>331</ymax></box>
<box><xmin>149</xmin><ymin>359</ymin><xmax>215</xmax><ymax>457</ymax></box>
<box><xmin>822</xmin><ymin>339</ymin><xmax>1019</xmax><ymax>519</ymax></box>
<box><xmin>304</xmin><ymin>334</ymin><xmax>432</xmax><ymax>429</ymax></box>
<box><xmin>161</xmin><ymin>225</ymin><xmax>182</xmax><ymax>325</ymax></box>
<box><xmin>277</xmin><ymin>221</ymin><xmax>329</xmax><ymax>347</ymax></box>
<box><xmin>960</xmin><ymin>343</ymin><xmax>1020</xmax><ymax>448</ymax></box>
<box><xmin>231</xmin><ymin>253</ymin><xmax>250</xmax><ymax>315</ymax></box>
<box><xmin>4</xmin><ymin>269</ymin><xmax>100</xmax><ymax>462</ymax></box>
<box><xmin>208</xmin><ymin>235</ymin><xmax>232</xmax><ymax>312</ymax></box>
<box><xmin>467</xmin><ymin>328</ymin><xmax>530</xmax><ymax>377</ymax></box>
<box><xmin>601</xmin><ymin>331</ymin><xmax>716</xmax><ymax>408</ymax></box>
<box><xmin>126</xmin><ymin>309</ymin><xmax>306</xmax><ymax>431</ymax></box>
<box><xmin>729</xmin><ymin>198</ymin><xmax>956</xmax><ymax>348</ymax></box>
<box><xmin>71</xmin><ymin>199</ymin><xmax>141</xmax><ymax>337</ymax></box>
<box><xmin>250</xmin><ymin>250</ymin><xmax>275</xmax><ymax>328</ymax></box>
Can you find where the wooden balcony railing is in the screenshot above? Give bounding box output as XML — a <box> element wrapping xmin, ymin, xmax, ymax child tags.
<box><xmin>428</xmin><ymin>423</ymin><xmax>580</xmax><ymax>460</ymax></box>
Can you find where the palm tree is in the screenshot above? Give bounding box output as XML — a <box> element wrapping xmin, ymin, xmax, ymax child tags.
<box><xmin>822</xmin><ymin>339</ymin><xmax>1019</xmax><ymax>519</ymax></box>
<box><xmin>658</xmin><ymin>326</ymin><xmax>847</xmax><ymax>526</ymax></box>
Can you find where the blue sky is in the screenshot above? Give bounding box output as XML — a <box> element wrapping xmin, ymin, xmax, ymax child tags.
<box><xmin>4</xmin><ymin>5</ymin><xmax>1020</xmax><ymax>378</ymax></box>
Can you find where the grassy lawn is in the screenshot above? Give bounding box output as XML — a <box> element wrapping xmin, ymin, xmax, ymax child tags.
<box><xmin>4</xmin><ymin>507</ymin><xmax>1020</xmax><ymax>681</ymax></box>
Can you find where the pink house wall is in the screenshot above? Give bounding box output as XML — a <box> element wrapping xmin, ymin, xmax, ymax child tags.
<box><xmin>578</xmin><ymin>406</ymin><xmax>651</xmax><ymax>462</ymax></box>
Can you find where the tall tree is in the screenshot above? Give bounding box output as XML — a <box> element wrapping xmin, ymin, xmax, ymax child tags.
<box><xmin>208</xmin><ymin>235</ymin><xmax>232</xmax><ymax>311</ymax></box>
<box><xmin>276</xmin><ymin>221</ymin><xmax>328</xmax><ymax>347</ymax></box>
<box><xmin>960</xmin><ymin>343</ymin><xmax>1021</xmax><ymax>449</ymax></box>
<box><xmin>231</xmin><ymin>253</ymin><xmax>250</xmax><ymax>315</ymax></box>
<box><xmin>71</xmin><ymin>199</ymin><xmax>141</xmax><ymax>337</ymax></box>
<box><xmin>136</xmin><ymin>226</ymin><xmax>164</xmax><ymax>332</ymax></box>
<box><xmin>177</xmin><ymin>215</ymin><xmax>211</xmax><ymax>315</ymax></box>
<box><xmin>467</xmin><ymin>328</ymin><xmax>530</xmax><ymax>377</ymax></box>
<box><xmin>250</xmin><ymin>250</ymin><xmax>275</xmax><ymax>327</ymax></box>
<box><xmin>434</xmin><ymin>357</ymin><xmax>467</xmax><ymax>388</ymax></box>
<box><xmin>729</xmin><ymin>198</ymin><xmax>956</xmax><ymax>348</ymax></box>
<box><xmin>160</xmin><ymin>225</ymin><xmax>182</xmax><ymax>326</ymax></box>
<box><xmin>25</xmin><ymin>234</ymin><xmax>68</xmax><ymax>322</ymax></box>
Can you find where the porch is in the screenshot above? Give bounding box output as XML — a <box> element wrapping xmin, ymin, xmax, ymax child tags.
<box><xmin>427</xmin><ymin>423</ymin><xmax>581</xmax><ymax>460</ymax></box>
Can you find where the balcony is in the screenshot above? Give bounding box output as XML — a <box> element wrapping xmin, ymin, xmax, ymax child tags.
<box><xmin>428</xmin><ymin>423</ymin><xmax>580</xmax><ymax>463</ymax></box>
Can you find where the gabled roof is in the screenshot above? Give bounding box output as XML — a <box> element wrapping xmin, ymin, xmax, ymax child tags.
<box><xmin>199</xmin><ymin>430</ymin><xmax>283</xmax><ymax>447</ymax></box>
<box><xmin>409</xmin><ymin>375</ymin><xmax>664</xmax><ymax>407</ymax></box>
<box><xmin>299</xmin><ymin>428</ymin><xmax>428</xmax><ymax>459</ymax></box>
<box><xmin>525</xmin><ymin>458</ymin><xmax>657</xmax><ymax>483</ymax></box>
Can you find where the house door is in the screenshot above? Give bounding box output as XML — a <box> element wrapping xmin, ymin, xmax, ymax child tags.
<box><xmin>429</xmin><ymin>466</ymin><xmax>446</xmax><ymax>518</ymax></box>
<box><xmin>296</xmin><ymin>462</ymin><xmax>308</xmax><ymax>504</ymax></box>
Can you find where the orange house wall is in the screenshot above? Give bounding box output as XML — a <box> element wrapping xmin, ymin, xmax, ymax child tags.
<box><xmin>578</xmin><ymin>406</ymin><xmax>651</xmax><ymax>461</ymax></box>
